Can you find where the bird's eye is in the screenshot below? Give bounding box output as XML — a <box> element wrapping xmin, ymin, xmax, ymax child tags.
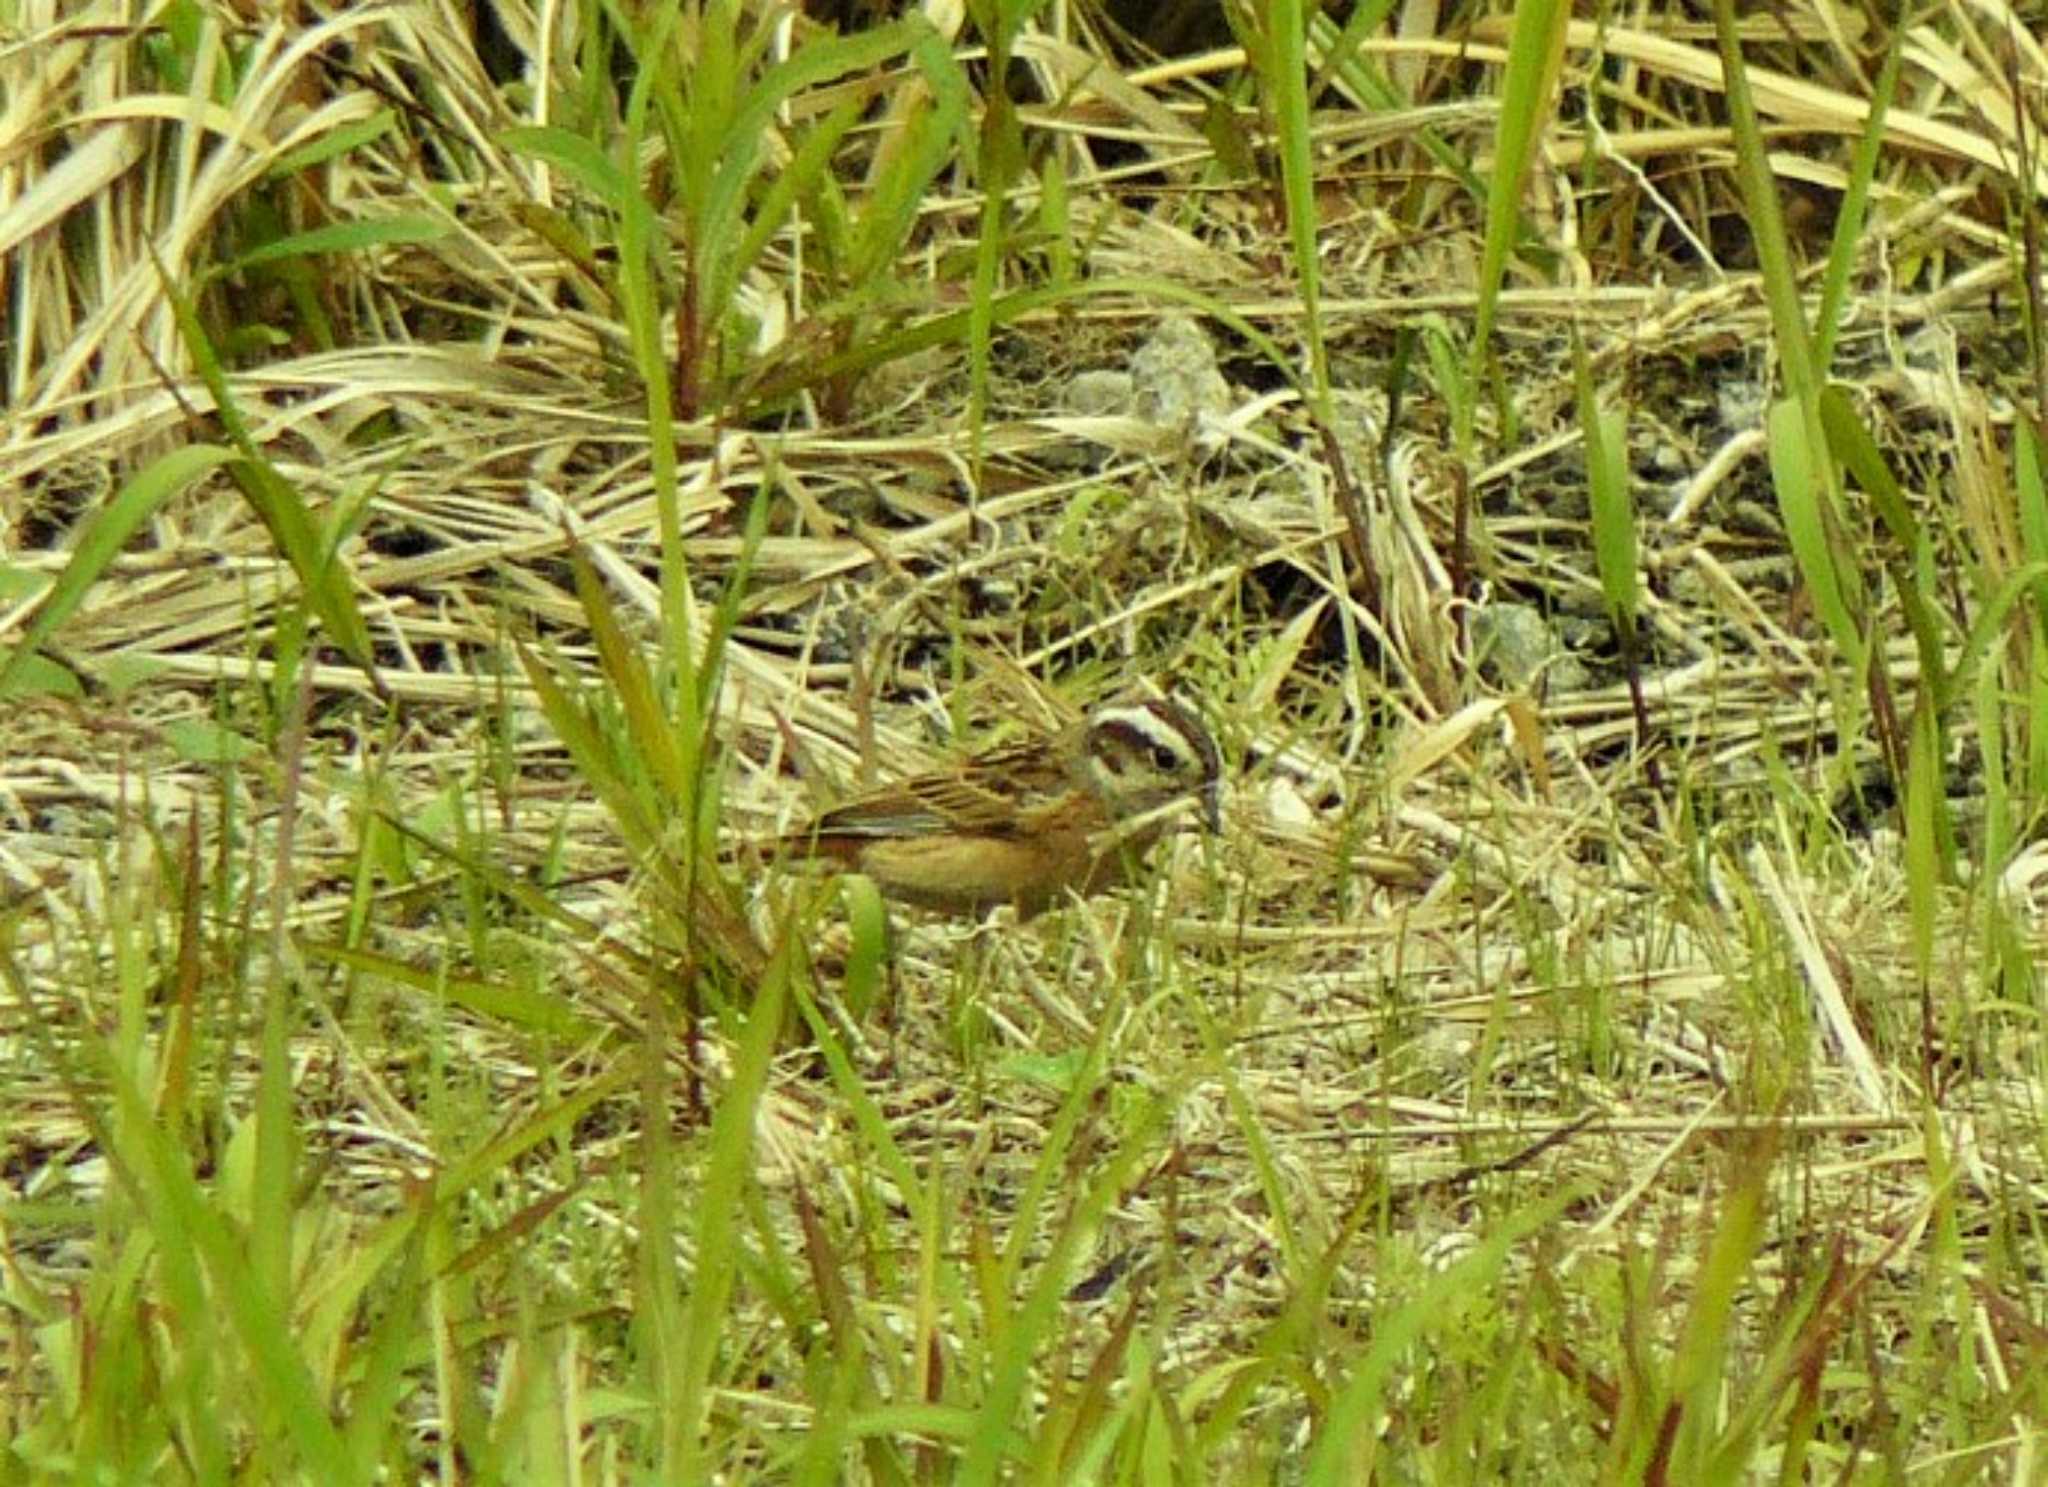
<box><xmin>1151</xmin><ymin>744</ymin><xmax>1181</xmax><ymax>772</ymax></box>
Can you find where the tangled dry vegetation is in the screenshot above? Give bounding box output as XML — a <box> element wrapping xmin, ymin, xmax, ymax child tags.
<box><xmin>5</xmin><ymin>0</ymin><xmax>2048</xmax><ymax>1477</ymax></box>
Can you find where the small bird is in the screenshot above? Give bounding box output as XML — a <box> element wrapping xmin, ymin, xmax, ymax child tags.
<box><xmin>774</xmin><ymin>696</ymin><xmax>1222</xmax><ymax>916</ymax></box>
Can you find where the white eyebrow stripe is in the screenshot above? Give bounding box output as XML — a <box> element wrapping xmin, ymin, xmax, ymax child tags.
<box><xmin>1089</xmin><ymin>702</ymin><xmax>1219</xmax><ymax>778</ymax></box>
<box><xmin>1094</xmin><ymin>714</ymin><xmax>1185</xmax><ymax>753</ymax></box>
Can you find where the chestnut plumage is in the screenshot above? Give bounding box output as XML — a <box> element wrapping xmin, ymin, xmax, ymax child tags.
<box><xmin>777</xmin><ymin>697</ymin><xmax>1221</xmax><ymax>915</ymax></box>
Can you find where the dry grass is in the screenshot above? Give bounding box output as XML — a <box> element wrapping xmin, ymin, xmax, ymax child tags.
<box><xmin>4</xmin><ymin>0</ymin><xmax>2048</xmax><ymax>1479</ymax></box>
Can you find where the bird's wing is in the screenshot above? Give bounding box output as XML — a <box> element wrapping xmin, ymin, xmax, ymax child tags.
<box><xmin>806</xmin><ymin>740</ymin><xmax>1068</xmax><ymax>839</ymax></box>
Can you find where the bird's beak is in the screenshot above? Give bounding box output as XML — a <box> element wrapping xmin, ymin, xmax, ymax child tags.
<box><xmin>1203</xmin><ymin>785</ymin><xmax>1221</xmax><ymax>834</ymax></box>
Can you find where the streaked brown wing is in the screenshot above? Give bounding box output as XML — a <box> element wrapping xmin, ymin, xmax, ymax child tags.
<box><xmin>805</xmin><ymin>786</ymin><xmax>958</xmax><ymax>838</ymax></box>
<box><xmin>805</xmin><ymin>739</ymin><xmax>1067</xmax><ymax>839</ymax></box>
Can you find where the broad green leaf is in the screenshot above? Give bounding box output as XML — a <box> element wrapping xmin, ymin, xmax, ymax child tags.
<box><xmin>1576</xmin><ymin>343</ymin><xmax>1636</xmax><ymax>629</ymax></box>
<box><xmin>1470</xmin><ymin>0</ymin><xmax>1567</xmax><ymax>365</ymax></box>
<box><xmin>1766</xmin><ymin>397</ymin><xmax>1861</xmax><ymax>665</ymax></box>
<box><xmin>0</xmin><ymin>651</ymin><xmax>84</xmax><ymax>698</ymax></box>
<box><xmin>500</xmin><ymin>124</ymin><xmax>631</xmax><ymax>207</ymax></box>
<box><xmin>164</xmin><ymin>719</ymin><xmax>259</xmax><ymax>765</ymax></box>
<box><xmin>837</xmin><ymin>875</ymin><xmax>889</xmax><ymax>1021</ymax></box>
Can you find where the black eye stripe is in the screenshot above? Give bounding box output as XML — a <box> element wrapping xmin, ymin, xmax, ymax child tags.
<box><xmin>1088</xmin><ymin>703</ymin><xmax>1218</xmax><ymax>780</ymax></box>
<box><xmin>1092</xmin><ymin>720</ymin><xmax>1164</xmax><ymax>765</ymax></box>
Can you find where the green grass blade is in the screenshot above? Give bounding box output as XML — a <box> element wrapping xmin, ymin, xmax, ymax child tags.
<box><xmin>1766</xmin><ymin>397</ymin><xmax>1863</xmax><ymax>666</ymax></box>
<box><xmin>154</xmin><ymin>255</ymin><xmax>381</xmax><ymax>682</ymax></box>
<box><xmin>1575</xmin><ymin>340</ymin><xmax>1637</xmax><ymax>633</ymax></box>
<box><xmin>218</xmin><ymin>213</ymin><xmax>446</xmax><ymax>273</ymax></box>
<box><xmin>1469</xmin><ymin>0</ymin><xmax>1567</xmax><ymax>369</ymax></box>
<box><xmin>0</xmin><ymin>443</ymin><xmax>233</xmax><ymax>697</ymax></box>
<box><xmin>670</xmin><ymin>931</ymin><xmax>794</xmax><ymax>1483</ymax></box>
